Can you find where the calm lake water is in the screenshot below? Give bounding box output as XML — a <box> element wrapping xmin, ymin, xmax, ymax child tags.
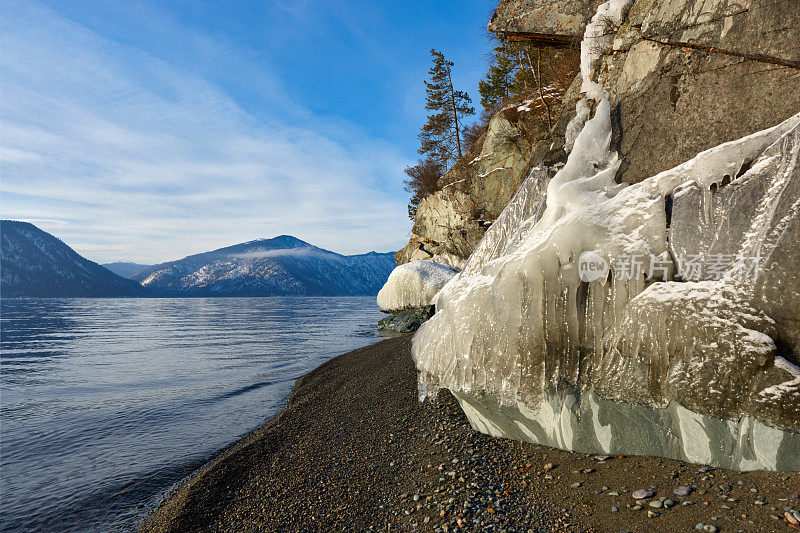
<box><xmin>0</xmin><ymin>297</ymin><xmax>387</xmax><ymax>532</ymax></box>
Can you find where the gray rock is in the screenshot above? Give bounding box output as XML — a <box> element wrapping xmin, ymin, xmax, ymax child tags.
<box><xmin>674</xmin><ymin>487</ymin><xmax>693</xmax><ymax>496</ymax></box>
<box><xmin>632</xmin><ymin>490</ymin><xmax>655</xmax><ymax>500</ymax></box>
<box><xmin>377</xmin><ymin>306</ymin><xmax>434</xmax><ymax>333</ymax></box>
<box><xmin>488</xmin><ymin>0</ymin><xmax>800</xmax><ymax>186</ymax></box>
<box><xmin>487</xmin><ymin>0</ymin><xmax>596</xmax><ymax>45</ymax></box>
<box><xmin>452</xmin><ymin>388</ymin><xmax>800</xmax><ymax>472</ymax></box>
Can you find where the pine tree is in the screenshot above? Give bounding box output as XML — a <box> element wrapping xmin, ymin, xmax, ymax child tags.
<box><xmin>477</xmin><ymin>40</ymin><xmax>579</xmax><ymax>130</ymax></box>
<box><xmin>478</xmin><ymin>41</ymin><xmax>537</xmax><ymax>118</ymax></box>
<box><xmin>478</xmin><ymin>44</ymin><xmax>516</xmax><ymax>115</ymax></box>
<box><xmin>418</xmin><ymin>49</ymin><xmax>475</xmax><ymax>170</ymax></box>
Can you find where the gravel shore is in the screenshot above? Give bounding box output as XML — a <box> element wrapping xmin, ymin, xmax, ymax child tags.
<box><xmin>141</xmin><ymin>334</ymin><xmax>800</xmax><ymax>532</ymax></box>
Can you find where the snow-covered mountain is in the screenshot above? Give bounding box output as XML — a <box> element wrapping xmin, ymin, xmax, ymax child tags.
<box><xmin>132</xmin><ymin>235</ymin><xmax>396</xmax><ymax>296</ymax></box>
<box><xmin>102</xmin><ymin>262</ymin><xmax>154</xmax><ymax>279</ymax></box>
<box><xmin>1</xmin><ymin>221</ymin><xmax>148</xmax><ymax>298</ymax></box>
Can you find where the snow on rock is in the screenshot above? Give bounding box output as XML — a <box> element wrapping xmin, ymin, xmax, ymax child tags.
<box><xmin>377</xmin><ymin>261</ymin><xmax>459</xmax><ymax>313</ymax></box>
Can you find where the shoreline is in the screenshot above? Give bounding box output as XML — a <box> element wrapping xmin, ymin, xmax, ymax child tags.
<box><xmin>142</xmin><ymin>335</ymin><xmax>800</xmax><ymax>532</ymax></box>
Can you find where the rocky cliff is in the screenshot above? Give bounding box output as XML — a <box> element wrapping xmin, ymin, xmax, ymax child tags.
<box><xmin>401</xmin><ymin>0</ymin><xmax>800</xmax><ymax>273</ymax></box>
<box><xmin>408</xmin><ymin>0</ymin><xmax>800</xmax><ymax>471</ymax></box>
<box><xmin>395</xmin><ymin>85</ymin><xmax>577</xmax><ymax>268</ymax></box>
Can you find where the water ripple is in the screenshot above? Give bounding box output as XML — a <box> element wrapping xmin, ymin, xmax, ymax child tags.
<box><xmin>0</xmin><ymin>296</ymin><xmax>383</xmax><ymax>532</ymax></box>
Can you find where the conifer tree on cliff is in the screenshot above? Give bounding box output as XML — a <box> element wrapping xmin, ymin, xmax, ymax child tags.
<box><xmin>418</xmin><ymin>49</ymin><xmax>475</xmax><ymax>170</ymax></box>
<box><xmin>478</xmin><ymin>43</ymin><xmax>517</xmax><ymax>117</ymax></box>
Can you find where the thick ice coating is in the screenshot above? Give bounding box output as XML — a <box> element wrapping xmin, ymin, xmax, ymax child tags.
<box><xmin>412</xmin><ymin>100</ymin><xmax>800</xmax><ymax>459</ymax></box>
<box><xmin>377</xmin><ymin>260</ymin><xmax>459</xmax><ymax>312</ymax></box>
<box><xmin>580</xmin><ymin>0</ymin><xmax>633</xmax><ymax>100</ymax></box>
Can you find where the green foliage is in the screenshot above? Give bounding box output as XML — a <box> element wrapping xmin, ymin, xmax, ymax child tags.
<box><xmin>403</xmin><ymin>41</ymin><xmax>579</xmax><ymax>223</ymax></box>
<box><xmin>478</xmin><ymin>44</ymin><xmax>516</xmax><ymax>113</ymax></box>
<box><xmin>478</xmin><ymin>39</ymin><xmax>579</xmax><ymax>122</ymax></box>
<box><xmin>418</xmin><ymin>49</ymin><xmax>475</xmax><ymax>170</ymax></box>
<box><xmin>478</xmin><ymin>41</ymin><xmax>536</xmax><ymax>117</ymax></box>
<box><xmin>404</xmin><ymin>156</ymin><xmax>443</xmax><ymax>220</ymax></box>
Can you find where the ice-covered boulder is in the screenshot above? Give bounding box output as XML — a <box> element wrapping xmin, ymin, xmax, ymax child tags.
<box><xmin>376</xmin><ymin>261</ymin><xmax>459</xmax><ymax>313</ymax></box>
<box><xmin>407</xmin><ymin>0</ymin><xmax>800</xmax><ymax>471</ymax></box>
<box><xmin>412</xmin><ymin>93</ymin><xmax>800</xmax><ymax>470</ymax></box>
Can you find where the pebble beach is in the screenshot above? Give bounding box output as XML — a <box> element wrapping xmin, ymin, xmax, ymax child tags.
<box><xmin>141</xmin><ymin>335</ymin><xmax>800</xmax><ymax>532</ymax></box>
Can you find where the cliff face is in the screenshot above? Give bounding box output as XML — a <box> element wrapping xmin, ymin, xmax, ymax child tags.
<box><xmin>408</xmin><ymin>0</ymin><xmax>800</xmax><ymax>471</ymax></box>
<box><xmin>604</xmin><ymin>0</ymin><xmax>800</xmax><ymax>185</ymax></box>
<box><xmin>400</xmin><ymin>0</ymin><xmax>800</xmax><ymax>268</ymax></box>
<box><xmin>486</xmin><ymin>0</ymin><xmax>800</xmax><ymax>187</ymax></box>
<box><xmin>396</xmin><ymin>89</ymin><xmax>575</xmax><ymax>268</ymax></box>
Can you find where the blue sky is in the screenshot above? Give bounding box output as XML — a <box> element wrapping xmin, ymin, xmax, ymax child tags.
<box><xmin>1</xmin><ymin>0</ymin><xmax>495</xmax><ymax>263</ymax></box>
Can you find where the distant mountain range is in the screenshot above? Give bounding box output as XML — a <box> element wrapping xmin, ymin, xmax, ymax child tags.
<box><xmin>102</xmin><ymin>262</ymin><xmax>154</xmax><ymax>279</ymax></box>
<box><xmin>1</xmin><ymin>221</ymin><xmax>396</xmax><ymax>298</ymax></box>
<box><xmin>1</xmin><ymin>221</ymin><xmax>148</xmax><ymax>297</ymax></box>
<box><xmin>131</xmin><ymin>235</ymin><xmax>396</xmax><ymax>296</ymax></box>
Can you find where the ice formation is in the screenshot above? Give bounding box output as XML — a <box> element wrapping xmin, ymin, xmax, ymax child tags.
<box><xmin>377</xmin><ymin>260</ymin><xmax>459</xmax><ymax>312</ymax></box>
<box><xmin>413</xmin><ymin>98</ymin><xmax>800</xmax><ymax>437</ymax></box>
<box><xmin>580</xmin><ymin>0</ymin><xmax>633</xmax><ymax>100</ymax></box>
<box><xmin>563</xmin><ymin>99</ymin><xmax>591</xmax><ymax>154</ymax></box>
<box><xmin>405</xmin><ymin>0</ymin><xmax>800</xmax><ymax>471</ymax></box>
<box><xmin>429</xmin><ymin>252</ymin><xmax>468</xmax><ymax>271</ymax></box>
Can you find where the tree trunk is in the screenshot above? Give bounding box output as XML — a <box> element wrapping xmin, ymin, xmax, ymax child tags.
<box><xmin>535</xmin><ymin>48</ymin><xmax>553</xmax><ymax>130</ymax></box>
<box><xmin>447</xmin><ymin>68</ymin><xmax>462</xmax><ymax>159</ymax></box>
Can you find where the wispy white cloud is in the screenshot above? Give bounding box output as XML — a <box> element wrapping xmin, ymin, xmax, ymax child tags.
<box><xmin>233</xmin><ymin>248</ymin><xmax>341</xmax><ymax>260</ymax></box>
<box><xmin>0</xmin><ymin>1</ymin><xmax>412</xmax><ymax>263</ymax></box>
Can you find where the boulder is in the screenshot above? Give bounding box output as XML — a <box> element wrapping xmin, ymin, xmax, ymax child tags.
<box><xmin>377</xmin><ymin>306</ymin><xmax>435</xmax><ymax>333</ymax></box>
<box><xmin>377</xmin><ymin>260</ymin><xmax>459</xmax><ymax>313</ymax></box>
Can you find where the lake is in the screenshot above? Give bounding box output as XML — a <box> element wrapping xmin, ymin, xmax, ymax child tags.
<box><xmin>0</xmin><ymin>297</ymin><xmax>387</xmax><ymax>531</ymax></box>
